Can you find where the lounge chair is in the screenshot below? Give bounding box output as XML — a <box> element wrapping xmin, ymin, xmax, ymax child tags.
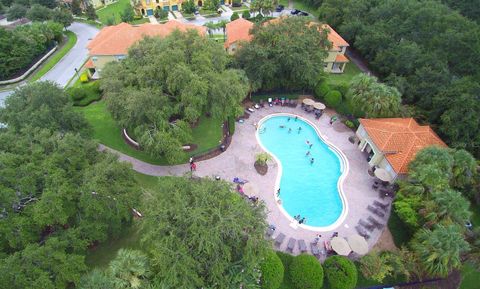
<box><xmin>310</xmin><ymin>242</ymin><xmax>320</xmax><ymax>255</ymax></box>
<box><xmin>367</xmin><ymin>205</ymin><xmax>385</xmax><ymax>218</ymax></box>
<box><xmin>359</xmin><ymin>219</ymin><xmax>375</xmax><ymax>232</ymax></box>
<box><xmin>259</xmin><ymin>99</ymin><xmax>265</xmax><ymax>108</ymax></box>
<box><xmin>247</xmin><ymin>107</ymin><xmax>255</xmax><ymax>113</ymax></box>
<box><xmin>287</xmin><ymin>238</ymin><xmax>296</xmax><ymax>252</ymax></box>
<box><xmin>289</xmin><ymin>99</ymin><xmax>298</xmax><ymax>108</ymax></box>
<box><xmin>373</xmin><ymin>200</ymin><xmax>389</xmax><ymax>212</ymax></box>
<box><xmin>367</xmin><ymin>216</ymin><xmax>384</xmax><ymax>230</ymax></box>
<box><xmin>274</xmin><ymin>233</ymin><xmax>286</xmax><ymax>246</ymax></box>
<box><xmin>298</xmin><ymin>240</ymin><xmax>307</xmax><ymax>253</ymax></box>
<box><xmin>355</xmin><ymin>225</ymin><xmax>370</xmax><ymax>239</ymax></box>
<box><xmin>268</xmin><ymin>98</ymin><xmax>273</xmax><ymax>107</ymax></box>
<box><xmin>233</xmin><ymin>177</ymin><xmax>248</xmax><ymax>184</ymax></box>
<box><xmin>254</xmin><ymin>103</ymin><xmax>260</xmax><ymax>109</ymax></box>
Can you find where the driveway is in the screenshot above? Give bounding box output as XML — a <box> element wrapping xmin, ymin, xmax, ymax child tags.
<box><xmin>0</xmin><ymin>22</ymin><xmax>99</xmax><ymax>106</ymax></box>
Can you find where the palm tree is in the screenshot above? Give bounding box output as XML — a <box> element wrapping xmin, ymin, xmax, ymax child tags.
<box><xmin>217</xmin><ymin>20</ymin><xmax>229</xmax><ymax>42</ymax></box>
<box><xmin>451</xmin><ymin>149</ymin><xmax>477</xmax><ymax>190</ymax></box>
<box><xmin>79</xmin><ymin>269</ymin><xmax>115</xmax><ymax>289</ymax></box>
<box><xmin>412</xmin><ymin>224</ymin><xmax>470</xmax><ymax>277</ymax></box>
<box><xmin>109</xmin><ymin>249</ymin><xmax>151</xmax><ymax>289</ymax></box>
<box><xmin>204</xmin><ymin>21</ymin><xmax>217</xmax><ymax>36</ymax></box>
<box><xmin>347</xmin><ymin>74</ymin><xmax>402</xmax><ymax>118</ymax></box>
<box><xmin>431</xmin><ymin>189</ymin><xmax>471</xmax><ymax>224</ymax></box>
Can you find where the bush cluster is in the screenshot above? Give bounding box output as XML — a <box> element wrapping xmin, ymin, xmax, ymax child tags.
<box><xmin>323</xmin><ymin>256</ymin><xmax>358</xmax><ymax>289</ymax></box>
<box><xmin>289</xmin><ymin>254</ymin><xmax>323</xmax><ymax>289</ymax></box>
<box><xmin>67</xmin><ymin>81</ymin><xmax>102</xmax><ymax>106</ymax></box>
<box><xmin>260</xmin><ymin>250</ymin><xmax>284</xmax><ymax>289</ymax></box>
<box><xmin>325</xmin><ymin>90</ymin><xmax>342</xmax><ymax>108</ymax></box>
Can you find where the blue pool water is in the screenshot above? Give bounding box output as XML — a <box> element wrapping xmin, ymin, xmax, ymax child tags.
<box><xmin>257</xmin><ymin>115</ymin><xmax>344</xmax><ymax>227</ymax></box>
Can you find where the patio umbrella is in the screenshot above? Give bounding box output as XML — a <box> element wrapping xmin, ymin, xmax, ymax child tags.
<box><xmin>374</xmin><ymin>168</ymin><xmax>393</xmax><ymax>183</ymax></box>
<box><xmin>330</xmin><ymin>237</ymin><xmax>351</xmax><ymax>256</ymax></box>
<box><xmin>243</xmin><ymin>182</ymin><xmax>260</xmax><ymax>197</ymax></box>
<box><xmin>303</xmin><ymin>98</ymin><xmax>315</xmax><ymax>106</ymax></box>
<box><xmin>313</xmin><ymin>102</ymin><xmax>326</xmax><ymax>110</ymax></box>
<box><xmin>347</xmin><ymin>234</ymin><xmax>369</xmax><ymax>255</ymax></box>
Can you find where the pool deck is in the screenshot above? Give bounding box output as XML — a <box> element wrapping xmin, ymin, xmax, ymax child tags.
<box><xmin>101</xmin><ymin>105</ymin><xmax>391</xmax><ymax>258</ymax></box>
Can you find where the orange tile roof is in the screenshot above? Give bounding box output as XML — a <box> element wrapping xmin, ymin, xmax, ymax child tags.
<box><xmin>88</xmin><ymin>20</ymin><xmax>207</xmax><ymax>56</ymax></box>
<box><xmin>321</xmin><ymin>24</ymin><xmax>349</xmax><ymax>49</ymax></box>
<box><xmin>335</xmin><ymin>54</ymin><xmax>349</xmax><ymax>62</ymax></box>
<box><xmin>225</xmin><ymin>18</ymin><xmax>254</xmax><ymax>48</ymax></box>
<box><xmin>84</xmin><ymin>58</ymin><xmax>95</xmax><ymax>68</ymax></box>
<box><xmin>359</xmin><ymin>118</ymin><xmax>447</xmax><ymax>174</ymax></box>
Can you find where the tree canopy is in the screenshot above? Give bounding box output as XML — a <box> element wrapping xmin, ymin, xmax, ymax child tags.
<box><xmin>140</xmin><ymin>176</ymin><xmax>269</xmax><ymax>288</ymax></box>
<box><xmin>316</xmin><ymin>0</ymin><xmax>480</xmax><ymax>157</ymax></box>
<box><xmin>0</xmin><ymin>82</ymin><xmax>141</xmax><ymax>289</ymax></box>
<box><xmin>101</xmin><ymin>30</ymin><xmax>249</xmax><ymax>163</ymax></box>
<box><xmin>236</xmin><ymin>17</ymin><xmax>330</xmax><ymax>91</ymax></box>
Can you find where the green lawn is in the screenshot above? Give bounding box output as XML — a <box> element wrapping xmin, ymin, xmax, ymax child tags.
<box><xmin>460</xmin><ymin>262</ymin><xmax>480</xmax><ymax>289</ymax></box>
<box><xmin>97</xmin><ymin>0</ymin><xmax>133</xmax><ymax>25</ymax></box>
<box><xmin>76</xmin><ymin>100</ymin><xmax>223</xmax><ymax>165</ymax></box>
<box><xmin>231</xmin><ymin>4</ymin><xmax>248</xmax><ymax>11</ymax></box>
<box><xmin>131</xmin><ymin>17</ymin><xmax>150</xmax><ymax>24</ymax></box>
<box><xmin>278</xmin><ymin>0</ymin><xmax>319</xmax><ymax>17</ymax></box>
<box><xmin>326</xmin><ymin>62</ymin><xmax>363</xmax><ymax>87</ymax></box>
<box><xmin>29</xmin><ymin>31</ymin><xmax>77</xmax><ymax>82</ymax></box>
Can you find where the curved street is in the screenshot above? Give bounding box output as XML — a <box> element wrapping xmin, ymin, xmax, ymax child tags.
<box><xmin>0</xmin><ymin>22</ymin><xmax>99</xmax><ymax>106</ymax></box>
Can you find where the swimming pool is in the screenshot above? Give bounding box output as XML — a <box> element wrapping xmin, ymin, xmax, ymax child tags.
<box><xmin>257</xmin><ymin>114</ymin><xmax>346</xmax><ymax>228</ymax></box>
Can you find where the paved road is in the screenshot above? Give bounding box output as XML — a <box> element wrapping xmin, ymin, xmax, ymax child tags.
<box><xmin>0</xmin><ymin>22</ymin><xmax>99</xmax><ymax>106</ymax></box>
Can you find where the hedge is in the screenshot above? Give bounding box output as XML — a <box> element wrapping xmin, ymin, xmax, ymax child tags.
<box><xmin>289</xmin><ymin>254</ymin><xmax>323</xmax><ymax>289</ymax></box>
<box><xmin>228</xmin><ymin>116</ymin><xmax>235</xmax><ymax>136</ymax></box>
<box><xmin>67</xmin><ymin>81</ymin><xmax>102</xmax><ymax>106</ymax></box>
<box><xmin>325</xmin><ymin>90</ymin><xmax>342</xmax><ymax>108</ymax></box>
<box><xmin>260</xmin><ymin>250</ymin><xmax>284</xmax><ymax>289</ymax></box>
<box><xmin>324</xmin><ymin>256</ymin><xmax>358</xmax><ymax>289</ymax></box>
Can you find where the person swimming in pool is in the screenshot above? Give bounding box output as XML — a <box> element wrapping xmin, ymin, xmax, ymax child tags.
<box><xmin>279</xmin><ymin>125</ymin><xmax>286</xmax><ymax>128</ymax></box>
<box><xmin>287</xmin><ymin>117</ymin><xmax>291</xmax><ymax>122</ymax></box>
<box><xmin>295</xmin><ymin>116</ymin><xmax>298</xmax><ymax>121</ymax></box>
<box><xmin>288</xmin><ymin>128</ymin><xmax>292</xmax><ymax>133</ymax></box>
<box><xmin>298</xmin><ymin>127</ymin><xmax>302</xmax><ymax>133</ymax></box>
<box><xmin>310</xmin><ymin>158</ymin><xmax>314</xmax><ymax>164</ymax></box>
<box><xmin>306</xmin><ymin>151</ymin><xmax>310</xmax><ymax>156</ymax></box>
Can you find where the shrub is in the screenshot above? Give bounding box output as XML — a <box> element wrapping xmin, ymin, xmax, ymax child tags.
<box><xmin>260</xmin><ymin>250</ymin><xmax>284</xmax><ymax>289</ymax></box>
<box><xmin>325</xmin><ymin>90</ymin><xmax>342</xmax><ymax>108</ymax></box>
<box><xmin>68</xmin><ymin>87</ymin><xmax>87</xmax><ymax>101</ymax></box>
<box><xmin>331</xmin><ymin>83</ymin><xmax>349</xmax><ymax>96</ymax></box>
<box><xmin>80</xmin><ymin>71</ymin><xmax>89</xmax><ymax>83</ymax></box>
<box><xmin>344</xmin><ymin>120</ymin><xmax>355</xmax><ymax>129</ymax></box>
<box><xmin>255</xmin><ymin>152</ymin><xmax>271</xmax><ymax>166</ymax></box>
<box><xmin>68</xmin><ymin>81</ymin><xmax>102</xmax><ymax>106</ymax></box>
<box><xmin>242</xmin><ymin>10</ymin><xmax>250</xmax><ymax>19</ymax></box>
<box><xmin>324</xmin><ymin>256</ymin><xmax>358</xmax><ymax>289</ymax></box>
<box><xmin>228</xmin><ymin>116</ymin><xmax>235</xmax><ymax>135</ymax></box>
<box><xmin>314</xmin><ymin>81</ymin><xmax>330</xmax><ymax>100</ymax></box>
<box><xmin>231</xmin><ymin>12</ymin><xmax>239</xmax><ymax>21</ymax></box>
<box><xmin>289</xmin><ymin>254</ymin><xmax>323</xmax><ymax>289</ymax></box>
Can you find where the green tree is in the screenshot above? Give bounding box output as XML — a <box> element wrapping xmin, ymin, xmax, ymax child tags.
<box><xmin>429</xmin><ymin>189</ymin><xmax>471</xmax><ymax>225</ymax></box>
<box><xmin>52</xmin><ymin>8</ymin><xmax>74</xmax><ymax>29</ymax></box>
<box><xmin>0</xmin><ymin>81</ymin><xmax>91</xmax><ymax>136</ymax></box>
<box><xmin>324</xmin><ymin>90</ymin><xmax>342</xmax><ymax>108</ymax></box>
<box><xmin>250</xmin><ymin>0</ymin><xmax>275</xmax><ymax>16</ymax></box>
<box><xmin>289</xmin><ymin>254</ymin><xmax>324</xmax><ymax>289</ymax></box>
<box><xmin>71</xmin><ymin>0</ymin><xmax>82</xmax><ymax>15</ymax></box>
<box><xmin>203</xmin><ymin>0</ymin><xmax>220</xmax><ymax>11</ymax></box>
<box><xmin>323</xmin><ymin>255</ymin><xmax>357</xmax><ymax>289</ymax></box>
<box><xmin>31</xmin><ymin>0</ymin><xmax>58</xmax><ymax>9</ymax></box>
<box><xmin>359</xmin><ymin>251</ymin><xmax>394</xmax><ymax>283</ymax></box>
<box><xmin>408</xmin><ymin>146</ymin><xmax>453</xmax><ymax>191</ymax></box>
<box><xmin>6</xmin><ymin>3</ymin><xmax>27</xmax><ymax>20</ymax></box>
<box><xmin>347</xmin><ymin>73</ymin><xmax>402</xmax><ymax>118</ymax></box>
<box><xmin>85</xmin><ymin>3</ymin><xmax>97</xmax><ymax>20</ymax></box>
<box><xmin>412</xmin><ymin>224</ymin><xmax>470</xmax><ymax>277</ymax></box>
<box><xmin>182</xmin><ymin>0</ymin><xmax>196</xmax><ymax>14</ymax></box>
<box><xmin>26</xmin><ymin>4</ymin><xmax>52</xmax><ymax>21</ymax></box>
<box><xmin>231</xmin><ymin>11</ymin><xmax>239</xmax><ymax>21</ymax></box>
<box><xmin>451</xmin><ymin>149</ymin><xmax>477</xmax><ymax>193</ymax></box>
<box><xmin>121</xmin><ymin>6</ymin><xmax>134</xmax><ymax>22</ymax></box>
<box><xmin>140</xmin><ymin>177</ymin><xmax>268</xmax><ymax>288</ymax></box>
<box><xmin>0</xmin><ymin>238</ymin><xmax>87</xmax><ymax>289</ymax></box>
<box><xmin>109</xmin><ymin>249</ymin><xmax>151</xmax><ymax>289</ymax></box>
<box><xmin>236</xmin><ymin>17</ymin><xmax>330</xmax><ymax>91</ymax></box>
<box><xmin>101</xmin><ymin>31</ymin><xmax>249</xmax><ymax>163</ymax></box>
<box><xmin>242</xmin><ymin>10</ymin><xmax>251</xmax><ymax>19</ymax></box>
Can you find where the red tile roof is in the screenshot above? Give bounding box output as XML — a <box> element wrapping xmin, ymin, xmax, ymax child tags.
<box><xmin>225</xmin><ymin>18</ymin><xmax>254</xmax><ymax>48</ymax></box>
<box><xmin>359</xmin><ymin>118</ymin><xmax>447</xmax><ymax>174</ymax></box>
<box><xmin>335</xmin><ymin>54</ymin><xmax>349</xmax><ymax>62</ymax></box>
<box><xmin>84</xmin><ymin>58</ymin><xmax>95</xmax><ymax>68</ymax></box>
<box><xmin>321</xmin><ymin>24</ymin><xmax>349</xmax><ymax>49</ymax></box>
<box><xmin>88</xmin><ymin>20</ymin><xmax>207</xmax><ymax>56</ymax></box>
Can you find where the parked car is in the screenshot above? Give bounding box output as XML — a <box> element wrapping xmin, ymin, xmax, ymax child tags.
<box><xmin>298</xmin><ymin>11</ymin><xmax>309</xmax><ymax>16</ymax></box>
<box><xmin>290</xmin><ymin>9</ymin><xmax>300</xmax><ymax>15</ymax></box>
<box><xmin>275</xmin><ymin>5</ymin><xmax>284</xmax><ymax>12</ymax></box>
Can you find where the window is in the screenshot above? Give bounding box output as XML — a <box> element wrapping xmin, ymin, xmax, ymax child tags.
<box><xmin>385</xmin><ymin>163</ymin><xmax>393</xmax><ymax>173</ymax></box>
<box><xmin>116</xmin><ymin>55</ymin><xmax>126</xmax><ymax>61</ymax></box>
<box><xmin>92</xmin><ymin>57</ymin><xmax>98</xmax><ymax>62</ymax></box>
<box><xmin>323</xmin><ymin>62</ymin><xmax>328</xmax><ymax>68</ymax></box>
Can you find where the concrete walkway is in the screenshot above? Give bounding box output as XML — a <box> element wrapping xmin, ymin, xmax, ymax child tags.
<box><xmin>103</xmin><ymin>105</ymin><xmax>391</xmax><ymax>257</ymax></box>
<box><xmin>148</xmin><ymin>16</ymin><xmax>158</xmax><ymax>24</ymax></box>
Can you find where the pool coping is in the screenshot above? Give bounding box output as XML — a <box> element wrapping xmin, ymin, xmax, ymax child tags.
<box><xmin>256</xmin><ymin>113</ymin><xmax>350</xmax><ymax>232</ymax></box>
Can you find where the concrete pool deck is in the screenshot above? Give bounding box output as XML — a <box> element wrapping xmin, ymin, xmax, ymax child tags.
<box><xmin>101</xmin><ymin>105</ymin><xmax>391</xmax><ymax>258</ymax></box>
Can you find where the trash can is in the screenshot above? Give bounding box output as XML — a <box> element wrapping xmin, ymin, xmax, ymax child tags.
<box><xmin>220</xmin><ymin>144</ymin><xmax>226</xmax><ymax>152</ymax></box>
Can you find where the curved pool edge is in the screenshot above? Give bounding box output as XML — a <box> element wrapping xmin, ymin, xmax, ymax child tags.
<box><xmin>256</xmin><ymin>113</ymin><xmax>350</xmax><ymax>232</ymax></box>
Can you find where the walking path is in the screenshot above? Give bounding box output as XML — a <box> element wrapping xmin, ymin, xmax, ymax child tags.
<box><xmin>103</xmin><ymin>104</ymin><xmax>391</xmax><ymax>257</ymax></box>
<box><xmin>148</xmin><ymin>16</ymin><xmax>158</xmax><ymax>24</ymax></box>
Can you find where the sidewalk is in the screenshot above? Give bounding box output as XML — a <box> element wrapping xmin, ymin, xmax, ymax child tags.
<box><xmin>148</xmin><ymin>16</ymin><xmax>158</xmax><ymax>24</ymax></box>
